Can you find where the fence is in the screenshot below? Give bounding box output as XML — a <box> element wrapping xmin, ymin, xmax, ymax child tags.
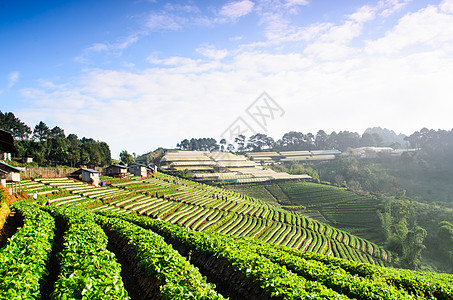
<box><xmin>23</xmin><ymin>167</ymin><xmax>79</xmax><ymax>179</ymax></box>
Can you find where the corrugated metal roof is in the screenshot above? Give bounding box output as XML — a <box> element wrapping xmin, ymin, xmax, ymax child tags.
<box><xmin>109</xmin><ymin>164</ymin><xmax>128</xmax><ymax>169</ymax></box>
<box><xmin>81</xmin><ymin>168</ymin><xmax>100</xmax><ymax>173</ymax></box>
<box><xmin>0</xmin><ymin>161</ymin><xmax>24</xmax><ymax>172</ymax></box>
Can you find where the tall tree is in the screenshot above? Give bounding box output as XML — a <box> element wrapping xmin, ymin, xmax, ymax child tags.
<box><xmin>120</xmin><ymin>150</ymin><xmax>135</xmax><ymax>165</ymax></box>
<box><xmin>234</xmin><ymin>134</ymin><xmax>246</xmax><ymax>152</ymax></box>
<box><xmin>315</xmin><ymin>130</ymin><xmax>329</xmax><ymax>149</ymax></box>
<box><xmin>247</xmin><ymin>133</ymin><xmax>274</xmax><ymax>151</ymax></box>
<box><xmin>0</xmin><ymin>111</ymin><xmax>31</xmax><ymax>140</ymax></box>
<box><xmin>219</xmin><ymin>138</ymin><xmax>226</xmax><ymax>152</ymax></box>
<box><xmin>50</xmin><ymin>126</ymin><xmax>65</xmax><ymax>139</ymax></box>
<box><xmin>279</xmin><ymin>131</ymin><xmax>306</xmax><ymax>150</ymax></box>
<box><xmin>33</xmin><ymin>121</ymin><xmax>51</xmax><ymax>142</ymax></box>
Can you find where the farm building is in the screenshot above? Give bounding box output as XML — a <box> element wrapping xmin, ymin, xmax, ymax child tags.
<box><xmin>21</xmin><ymin>157</ymin><xmax>33</xmax><ymax>163</ymax></box>
<box><xmin>0</xmin><ymin>129</ymin><xmax>17</xmax><ymax>154</ymax></box>
<box><xmin>105</xmin><ymin>164</ymin><xmax>128</xmax><ymax>177</ymax></box>
<box><xmin>1</xmin><ymin>152</ymin><xmax>11</xmax><ymax>161</ymax></box>
<box><xmin>128</xmin><ymin>163</ymin><xmax>148</xmax><ymax>177</ymax></box>
<box><xmin>0</xmin><ymin>161</ymin><xmax>24</xmax><ymax>193</ymax></box>
<box><xmin>349</xmin><ymin>147</ymin><xmax>419</xmax><ymax>159</ymax></box>
<box><xmin>72</xmin><ymin>168</ymin><xmax>101</xmax><ymax>187</ymax></box>
<box><xmin>161</xmin><ymin>151</ymin><xmax>216</xmax><ymax>171</ymax></box>
<box><xmin>161</xmin><ymin>151</ymin><xmax>311</xmax><ymax>183</ymax></box>
<box><xmin>246</xmin><ymin>150</ymin><xmax>341</xmax><ymax>164</ymax></box>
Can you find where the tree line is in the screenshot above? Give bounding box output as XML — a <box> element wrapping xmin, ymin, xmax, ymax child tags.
<box><xmin>0</xmin><ymin>111</ymin><xmax>111</xmax><ymax>167</ymax></box>
<box><xmin>177</xmin><ymin>130</ymin><xmax>389</xmax><ymax>152</ymax></box>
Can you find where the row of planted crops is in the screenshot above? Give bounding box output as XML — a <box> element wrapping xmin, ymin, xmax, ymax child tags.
<box><xmin>2</xmin><ymin>201</ymin><xmax>453</xmax><ymax>299</ymax></box>
<box><xmin>15</xmin><ymin>173</ymin><xmax>390</xmax><ymax>265</ymax></box>
<box><xmin>228</xmin><ymin>181</ymin><xmax>386</xmax><ymax>242</ymax></box>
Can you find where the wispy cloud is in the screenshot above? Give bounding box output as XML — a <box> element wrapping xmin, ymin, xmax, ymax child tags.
<box><xmin>441</xmin><ymin>0</ymin><xmax>453</xmax><ymax>13</ymax></box>
<box><xmin>146</xmin><ymin>13</ymin><xmax>186</xmax><ymax>31</ymax></box>
<box><xmin>196</xmin><ymin>44</ymin><xmax>229</xmax><ymax>60</ymax></box>
<box><xmin>218</xmin><ymin>0</ymin><xmax>254</xmax><ymax>21</ymax></box>
<box><xmin>8</xmin><ymin>71</ymin><xmax>19</xmax><ymax>88</ymax></box>
<box><xmin>366</xmin><ymin>4</ymin><xmax>453</xmax><ymax>55</ymax></box>
<box><xmin>378</xmin><ymin>0</ymin><xmax>412</xmax><ymax>17</ymax></box>
<box><xmin>75</xmin><ymin>34</ymin><xmax>139</xmax><ymax>63</ymax></box>
<box><xmin>18</xmin><ymin>0</ymin><xmax>453</xmax><ymax>157</ymax></box>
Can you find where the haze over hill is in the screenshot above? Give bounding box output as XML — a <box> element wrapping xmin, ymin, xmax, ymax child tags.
<box><xmin>363</xmin><ymin>127</ymin><xmax>407</xmax><ymax>147</ymax></box>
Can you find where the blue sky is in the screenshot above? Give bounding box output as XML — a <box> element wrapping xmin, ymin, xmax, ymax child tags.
<box><xmin>1</xmin><ymin>0</ymin><xmax>453</xmax><ymax>158</ymax></box>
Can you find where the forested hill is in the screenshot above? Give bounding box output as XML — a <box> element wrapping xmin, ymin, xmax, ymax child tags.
<box><xmin>0</xmin><ymin>111</ymin><xmax>111</xmax><ymax>167</ymax></box>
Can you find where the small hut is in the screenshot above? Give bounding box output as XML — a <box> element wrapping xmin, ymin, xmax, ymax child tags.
<box><xmin>105</xmin><ymin>164</ymin><xmax>128</xmax><ymax>177</ymax></box>
<box><xmin>21</xmin><ymin>157</ymin><xmax>33</xmax><ymax>163</ymax></box>
<box><xmin>72</xmin><ymin>168</ymin><xmax>101</xmax><ymax>187</ymax></box>
<box><xmin>128</xmin><ymin>163</ymin><xmax>148</xmax><ymax>177</ymax></box>
<box><xmin>0</xmin><ymin>161</ymin><xmax>24</xmax><ymax>194</ymax></box>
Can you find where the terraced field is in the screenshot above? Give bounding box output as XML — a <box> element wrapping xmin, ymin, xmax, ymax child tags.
<box><xmin>15</xmin><ymin>173</ymin><xmax>390</xmax><ymax>265</ymax></box>
<box><xmin>227</xmin><ymin>182</ymin><xmax>385</xmax><ymax>243</ymax></box>
<box><xmin>2</xmin><ymin>202</ymin><xmax>453</xmax><ymax>299</ymax></box>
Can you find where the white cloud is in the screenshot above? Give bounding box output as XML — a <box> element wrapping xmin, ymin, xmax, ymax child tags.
<box><xmin>8</xmin><ymin>71</ymin><xmax>19</xmax><ymax>88</ymax></box>
<box><xmin>16</xmin><ymin>1</ymin><xmax>453</xmax><ymax>157</ymax></box>
<box><xmin>219</xmin><ymin>0</ymin><xmax>254</xmax><ymax>20</ymax></box>
<box><xmin>366</xmin><ymin>5</ymin><xmax>453</xmax><ymax>55</ymax></box>
<box><xmin>284</xmin><ymin>0</ymin><xmax>309</xmax><ymax>8</ymax></box>
<box><xmin>196</xmin><ymin>44</ymin><xmax>229</xmax><ymax>60</ymax></box>
<box><xmin>379</xmin><ymin>0</ymin><xmax>412</xmax><ymax>17</ymax></box>
<box><xmin>75</xmin><ymin>34</ymin><xmax>139</xmax><ymax>63</ymax></box>
<box><xmin>164</xmin><ymin>3</ymin><xmax>200</xmax><ymax>14</ymax></box>
<box><xmin>146</xmin><ymin>13</ymin><xmax>185</xmax><ymax>31</ymax></box>
<box><xmin>440</xmin><ymin>0</ymin><xmax>453</xmax><ymax>13</ymax></box>
<box><xmin>348</xmin><ymin>5</ymin><xmax>377</xmax><ymax>23</ymax></box>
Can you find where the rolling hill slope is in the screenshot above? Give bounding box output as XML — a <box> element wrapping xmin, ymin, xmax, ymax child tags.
<box><xmin>2</xmin><ymin>201</ymin><xmax>452</xmax><ymax>299</ymax></box>
<box><xmin>16</xmin><ymin>172</ymin><xmax>390</xmax><ymax>265</ymax></box>
<box><xmin>227</xmin><ymin>181</ymin><xmax>385</xmax><ymax>244</ymax></box>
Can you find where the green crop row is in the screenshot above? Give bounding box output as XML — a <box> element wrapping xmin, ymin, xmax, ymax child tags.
<box><xmin>103</xmin><ymin>211</ymin><xmax>453</xmax><ymax>300</ymax></box>
<box><xmin>0</xmin><ymin>202</ymin><xmax>55</xmax><ymax>299</ymax></box>
<box><xmin>94</xmin><ymin>213</ymin><xmax>226</xmax><ymax>300</ymax></box>
<box><xmin>44</xmin><ymin>206</ymin><xmax>129</xmax><ymax>300</ymax></box>
<box><xmin>228</xmin><ymin>236</ymin><xmax>416</xmax><ymax>300</ymax></box>
<box><xmin>273</xmin><ymin>243</ymin><xmax>453</xmax><ymax>299</ymax></box>
<box><xmin>101</xmin><ymin>211</ymin><xmax>350</xmax><ymax>299</ymax></box>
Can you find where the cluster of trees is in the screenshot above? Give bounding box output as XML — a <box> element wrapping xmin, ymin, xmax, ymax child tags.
<box><xmin>313</xmin><ymin>128</ymin><xmax>453</xmax><ymax>200</ymax></box>
<box><xmin>378</xmin><ymin>197</ymin><xmax>453</xmax><ymax>272</ymax></box>
<box><xmin>119</xmin><ymin>150</ymin><xmax>135</xmax><ymax>166</ymax></box>
<box><xmin>177</xmin><ymin>130</ymin><xmax>388</xmax><ymax>152</ymax></box>
<box><xmin>0</xmin><ymin>111</ymin><xmax>111</xmax><ymax>167</ymax></box>
<box><xmin>176</xmin><ymin>138</ymin><xmax>219</xmax><ymax>151</ymax></box>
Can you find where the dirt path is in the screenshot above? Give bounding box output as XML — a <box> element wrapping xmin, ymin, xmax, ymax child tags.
<box><xmin>0</xmin><ymin>210</ymin><xmax>23</xmax><ymax>249</ymax></box>
<box><xmin>40</xmin><ymin>215</ymin><xmax>66</xmax><ymax>299</ymax></box>
<box><xmin>161</xmin><ymin>234</ymin><xmax>278</xmax><ymax>300</ymax></box>
<box><xmin>104</xmin><ymin>229</ymin><xmax>163</xmax><ymax>300</ymax></box>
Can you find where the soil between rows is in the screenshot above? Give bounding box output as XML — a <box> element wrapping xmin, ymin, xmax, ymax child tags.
<box><xmin>40</xmin><ymin>214</ymin><xmax>66</xmax><ymax>300</ymax></box>
<box><xmin>104</xmin><ymin>224</ymin><xmax>279</xmax><ymax>300</ymax></box>
<box><xmin>163</xmin><ymin>235</ymin><xmax>276</xmax><ymax>300</ymax></box>
<box><xmin>104</xmin><ymin>228</ymin><xmax>164</xmax><ymax>300</ymax></box>
<box><xmin>0</xmin><ymin>210</ymin><xmax>24</xmax><ymax>249</ymax></box>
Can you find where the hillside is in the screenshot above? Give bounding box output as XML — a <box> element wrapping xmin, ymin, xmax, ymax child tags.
<box><xmin>13</xmin><ymin>173</ymin><xmax>391</xmax><ymax>266</ymax></box>
<box><xmin>226</xmin><ymin>182</ymin><xmax>385</xmax><ymax>244</ymax></box>
<box><xmin>2</xmin><ymin>199</ymin><xmax>453</xmax><ymax>299</ymax></box>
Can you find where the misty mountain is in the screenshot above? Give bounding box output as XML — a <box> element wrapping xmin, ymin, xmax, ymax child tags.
<box><xmin>364</xmin><ymin>127</ymin><xmax>407</xmax><ymax>148</ymax></box>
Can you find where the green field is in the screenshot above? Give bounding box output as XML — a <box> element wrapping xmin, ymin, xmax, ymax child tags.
<box><xmin>14</xmin><ymin>173</ymin><xmax>390</xmax><ymax>265</ymax></box>
<box><xmin>226</xmin><ymin>181</ymin><xmax>385</xmax><ymax>244</ymax></box>
<box><xmin>2</xmin><ymin>201</ymin><xmax>452</xmax><ymax>299</ymax></box>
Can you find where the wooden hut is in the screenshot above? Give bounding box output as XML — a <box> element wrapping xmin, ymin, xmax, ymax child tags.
<box><xmin>128</xmin><ymin>163</ymin><xmax>148</xmax><ymax>177</ymax></box>
<box><xmin>105</xmin><ymin>164</ymin><xmax>128</xmax><ymax>177</ymax></box>
<box><xmin>72</xmin><ymin>168</ymin><xmax>101</xmax><ymax>187</ymax></box>
<box><xmin>0</xmin><ymin>161</ymin><xmax>24</xmax><ymax>194</ymax></box>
